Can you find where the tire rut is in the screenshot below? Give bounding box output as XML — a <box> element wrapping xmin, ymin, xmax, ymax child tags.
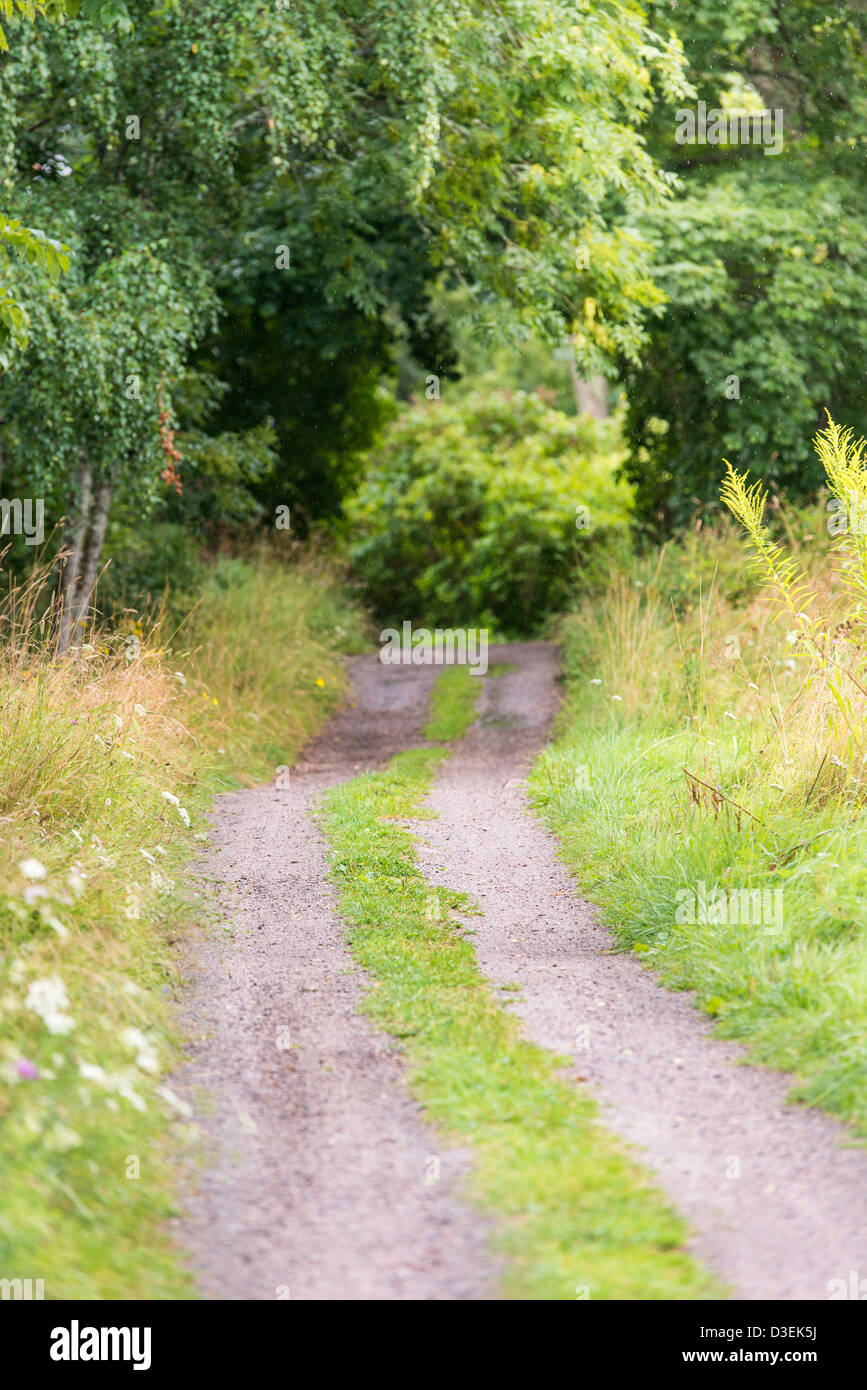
<box><xmin>171</xmin><ymin>656</ymin><xmax>499</xmax><ymax>1300</ymax></box>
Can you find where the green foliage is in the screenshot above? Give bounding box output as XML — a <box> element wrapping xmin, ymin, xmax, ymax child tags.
<box><xmin>623</xmin><ymin>173</ymin><xmax>867</xmax><ymax>530</ymax></box>
<box><xmin>0</xmin><ymin>0</ymin><xmax>78</xmax><ymax>360</ymax></box>
<box><xmin>205</xmin><ymin>230</ymin><xmax>414</xmax><ymax>526</ymax></box>
<box><xmin>0</xmin><ymin>0</ymin><xmax>691</xmax><ymax>549</ymax></box>
<box><xmin>623</xmin><ymin>2</ymin><xmax>867</xmax><ymax>531</ymax></box>
<box><xmin>346</xmin><ymin>391</ymin><xmax>633</xmax><ymax>633</ymax></box>
<box><xmin>0</xmin><ymin>213</ymin><xmax>69</xmax><ymax>365</ymax></box>
<box><xmin>2</xmin><ymin>240</ymin><xmax>213</xmax><ymax>500</ymax></box>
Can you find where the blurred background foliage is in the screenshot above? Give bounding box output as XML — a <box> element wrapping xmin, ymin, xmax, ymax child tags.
<box><xmin>0</xmin><ymin>1</ymin><xmax>864</xmax><ymax>632</ymax></box>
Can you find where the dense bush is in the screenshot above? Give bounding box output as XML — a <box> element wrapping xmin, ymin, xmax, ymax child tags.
<box><xmin>345</xmin><ymin>391</ymin><xmax>632</xmax><ymax>633</ymax></box>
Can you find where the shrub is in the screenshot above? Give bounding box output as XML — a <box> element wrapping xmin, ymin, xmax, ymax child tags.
<box><xmin>345</xmin><ymin>390</ymin><xmax>633</xmax><ymax>634</ymax></box>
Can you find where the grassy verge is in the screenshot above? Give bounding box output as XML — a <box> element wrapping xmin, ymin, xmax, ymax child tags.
<box><xmin>532</xmin><ymin>519</ymin><xmax>867</xmax><ymax>1137</ymax></box>
<box><xmin>319</xmin><ymin>669</ymin><xmax>718</xmax><ymax>1300</ymax></box>
<box><xmin>0</xmin><ymin>552</ymin><xmax>367</xmax><ymax>1298</ymax></box>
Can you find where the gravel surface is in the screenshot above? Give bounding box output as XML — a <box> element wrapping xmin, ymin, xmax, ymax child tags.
<box><xmin>171</xmin><ymin>655</ymin><xmax>499</xmax><ymax>1300</ymax></box>
<box><xmin>173</xmin><ymin>639</ymin><xmax>867</xmax><ymax>1301</ymax></box>
<box><xmin>417</xmin><ymin>641</ymin><xmax>867</xmax><ymax>1300</ymax></box>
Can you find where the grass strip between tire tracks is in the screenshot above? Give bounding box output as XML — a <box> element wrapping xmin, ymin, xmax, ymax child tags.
<box><xmin>319</xmin><ymin>665</ymin><xmax>719</xmax><ymax>1300</ymax></box>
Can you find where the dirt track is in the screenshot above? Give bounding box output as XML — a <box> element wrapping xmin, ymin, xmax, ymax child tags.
<box><xmin>174</xmin><ymin>642</ymin><xmax>867</xmax><ymax>1300</ymax></box>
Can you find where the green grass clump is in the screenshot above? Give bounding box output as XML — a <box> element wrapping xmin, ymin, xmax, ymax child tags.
<box><xmin>423</xmin><ymin>665</ymin><xmax>482</xmax><ymax>741</ymax></box>
<box><xmin>319</xmin><ymin>672</ymin><xmax>718</xmax><ymax>1300</ymax></box>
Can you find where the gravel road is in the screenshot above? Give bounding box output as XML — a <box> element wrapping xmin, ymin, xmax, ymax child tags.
<box><xmin>174</xmin><ymin>641</ymin><xmax>867</xmax><ymax>1300</ymax></box>
<box><xmin>172</xmin><ymin>656</ymin><xmax>498</xmax><ymax>1300</ymax></box>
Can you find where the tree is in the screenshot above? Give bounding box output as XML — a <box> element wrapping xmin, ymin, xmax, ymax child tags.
<box><xmin>621</xmin><ymin>1</ymin><xmax>867</xmax><ymax>533</ymax></box>
<box><xmin>0</xmin><ymin>0</ymin><xmax>130</xmax><ymax>364</ymax></box>
<box><xmin>0</xmin><ymin>0</ymin><xmax>692</xmax><ymax>601</ymax></box>
<box><xmin>2</xmin><ymin>238</ymin><xmax>213</xmax><ymax>645</ymax></box>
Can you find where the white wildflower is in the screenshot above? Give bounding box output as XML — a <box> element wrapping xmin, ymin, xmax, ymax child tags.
<box><xmin>116</xmin><ymin>1079</ymin><xmax>146</xmax><ymax>1112</ymax></box>
<box><xmin>19</xmin><ymin>857</ymin><xmax>47</xmax><ymax>880</ymax></box>
<box><xmin>78</xmin><ymin>1059</ymin><xmax>146</xmax><ymax>1111</ymax></box>
<box><xmin>163</xmin><ymin>791</ymin><xmax>190</xmax><ymax>827</ymax></box>
<box><xmin>67</xmin><ymin>867</ymin><xmax>86</xmax><ymax>897</ymax></box>
<box><xmin>79</xmin><ymin>1061</ymin><xmax>108</xmax><ymax>1084</ymax></box>
<box><xmin>121</xmin><ymin>1026</ymin><xmax>160</xmax><ymax>1075</ymax></box>
<box><xmin>25</xmin><ymin>976</ymin><xmax>74</xmax><ymax>1034</ymax></box>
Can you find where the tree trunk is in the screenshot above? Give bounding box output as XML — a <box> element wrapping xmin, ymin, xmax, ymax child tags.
<box><xmin>566</xmin><ymin>340</ymin><xmax>608</xmax><ymax>419</ymax></box>
<box><xmin>56</xmin><ymin>450</ymin><xmax>93</xmax><ymax>654</ymax></box>
<box><xmin>70</xmin><ymin>473</ymin><xmax>113</xmax><ymax>643</ymax></box>
<box><xmin>56</xmin><ymin>456</ymin><xmax>114</xmax><ymax>654</ymax></box>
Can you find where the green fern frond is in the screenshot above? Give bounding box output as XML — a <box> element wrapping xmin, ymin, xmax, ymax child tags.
<box><xmin>721</xmin><ymin>461</ymin><xmax>817</xmax><ymax>629</ymax></box>
<box><xmin>816</xmin><ymin>414</ymin><xmax>867</xmax><ymax>605</ymax></box>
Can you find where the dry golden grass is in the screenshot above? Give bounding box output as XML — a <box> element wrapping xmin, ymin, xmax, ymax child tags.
<box><xmin>0</xmin><ymin>549</ymin><xmax>366</xmax><ymax>1297</ymax></box>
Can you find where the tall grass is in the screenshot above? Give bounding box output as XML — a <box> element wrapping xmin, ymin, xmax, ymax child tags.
<box><xmin>533</xmin><ymin>421</ymin><xmax>867</xmax><ymax>1135</ymax></box>
<box><xmin>0</xmin><ymin>550</ymin><xmax>367</xmax><ymax>1297</ymax></box>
